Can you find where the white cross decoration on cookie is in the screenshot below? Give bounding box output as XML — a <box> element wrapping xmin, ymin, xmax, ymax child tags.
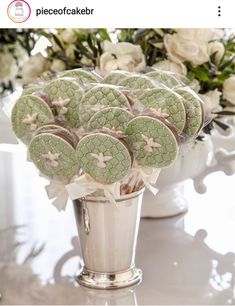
<box><xmin>102</xmin><ymin>127</ymin><xmax>124</xmax><ymax>134</ymax></box>
<box><xmin>150</xmin><ymin>108</ymin><xmax>169</xmax><ymax>118</ymax></box>
<box><xmin>22</xmin><ymin>113</ymin><xmax>38</xmax><ymax>131</ymax></box>
<box><xmin>141</xmin><ymin>134</ymin><xmax>161</xmax><ymax>152</ymax></box>
<box><xmin>52</xmin><ymin>97</ymin><xmax>70</xmax><ymax>115</ymax></box>
<box><xmin>90</xmin><ymin>153</ymin><xmax>113</xmax><ymax>168</ymax></box>
<box><xmin>42</xmin><ymin>151</ymin><xmax>61</xmax><ymax>168</ymax></box>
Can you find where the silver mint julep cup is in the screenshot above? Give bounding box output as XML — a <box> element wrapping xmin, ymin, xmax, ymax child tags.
<box><xmin>73</xmin><ymin>188</ymin><xmax>144</xmax><ymax>289</ymax></box>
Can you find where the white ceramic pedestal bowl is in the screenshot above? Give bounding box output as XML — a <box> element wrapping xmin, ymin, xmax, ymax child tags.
<box><xmin>142</xmin><ymin>130</ymin><xmax>235</xmax><ymax>218</ymax></box>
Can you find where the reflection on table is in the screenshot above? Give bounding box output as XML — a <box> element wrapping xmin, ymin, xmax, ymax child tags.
<box><xmin>0</xmin><ymin>148</ymin><xmax>235</xmax><ymax>305</ymax></box>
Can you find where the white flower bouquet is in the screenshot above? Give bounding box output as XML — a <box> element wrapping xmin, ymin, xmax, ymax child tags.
<box><xmin>15</xmin><ymin>28</ymin><xmax>235</xmax><ymax>137</ymax></box>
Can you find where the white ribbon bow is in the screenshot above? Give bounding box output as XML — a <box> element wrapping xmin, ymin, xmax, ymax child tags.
<box><xmin>45</xmin><ymin>180</ymin><xmax>69</xmax><ymax>211</ymax></box>
<box><xmin>134</xmin><ymin>166</ymin><xmax>161</xmax><ymax>196</ymax></box>
<box><xmin>45</xmin><ymin>174</ymin><xmax>121</xmax><ymax>211</ymax></box>
<box><xmin>66</xmin><ymin>174</ymin><xmax>121</xmax><ymax>206</ymax></box>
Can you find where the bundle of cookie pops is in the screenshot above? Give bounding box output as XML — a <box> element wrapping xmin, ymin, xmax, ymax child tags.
<box><xmin>11</xmin><ymin>68</ymin><xmax>205</xmax><ymax>210</ymax></box>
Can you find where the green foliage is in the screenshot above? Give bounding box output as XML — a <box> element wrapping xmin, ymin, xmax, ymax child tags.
<box><xmin>0</xmin><ymin>29</ymin><xmax>37</xmax><ymax>95</ymax></box>
<box><xmin>0</xmin><ymin>29</ymin><xmax>36</xmax><ymax>55</ymax></box>
<box><xmin>1</xmin><ymin>28</ymin><xmax>235</xmax><ymax>135</ymax></box>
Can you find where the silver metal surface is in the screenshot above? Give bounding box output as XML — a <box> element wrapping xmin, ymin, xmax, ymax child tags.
<box><xmin>76</xmin><ymin>267</ymin><xmax>142</xmax><ymax>290</ymax></box>
<box><xmin>73</xmin><ymin>189</ymin><xmax>144</xmax><ymax>289</ymax></box>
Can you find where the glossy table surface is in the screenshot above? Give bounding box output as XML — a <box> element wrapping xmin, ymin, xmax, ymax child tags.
<box><xmin>0</xmin><ymin>145</ymin><xmax>235</xmax><ymax>305</ymax></box>
<box><xmin>0</xmin><ymin>106</ymin><xmax>235</xmax><ymax>305</ymax></box>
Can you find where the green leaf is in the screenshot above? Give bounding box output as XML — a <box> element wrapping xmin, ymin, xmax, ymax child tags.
<box><xmin>152</xmin><ymin>29</ymin><xmax>165</xmax><ymax>37</ymax></box>
<box><xmin>134</xmin><ymin>29</ymin><xmax>150</xmax><ymax>42</ymax></box>
<box><xmin>87</xmin><ymin>34</ymin><xmax>97</xmax><ymax>57</ymax></box>
<box><xmin>187</xmin><ymin>71</ymin><xmax>195</xmax><ymax>81</ymax></box>
<box><xmin>98</xmin><ymin>29</ymin><xmax>111</xmax><ymax>41</ymax></box>
<box><xmin>217</xmin><ymin>69</ymin><xmax>233</xmax><ymax>81</ymax></box>
<box><xmin>193</xmin><ymin>67</ymin><xmax>209</xmax><ymax>81</ymax></box>
<box><xmin>219</xmin><ymin>55</ymin><xmax>235</xmax><ymax>71</ymax></box>
<box><xmin>51</xmin><ymin>33</ymin><xmax>63</xmax><ymax>50</ymax></box>
<box><xmin>76</xmin><ymin>41</ymin><xmax>94</xmax><ymax>61</ymax></box>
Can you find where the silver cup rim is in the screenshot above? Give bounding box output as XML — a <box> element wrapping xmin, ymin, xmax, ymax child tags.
<box><xmin>77</xmin><ymin>187</ymin><xmax>145</xmax><ymax>203</ymax></box>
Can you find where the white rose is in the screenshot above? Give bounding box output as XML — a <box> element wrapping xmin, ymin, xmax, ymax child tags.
<box><xmin>0</xmin><ymin>49</ymin><xmax>17</xmax><ymax>81</ymax></box>
<box><xmin>208</xmin><ymin>41</ymin><xmax>225</xmax><ymax>63</ymax></box>
<box><xmin>60</xmin><ymin>29</ymin><xmax>77</xmax><ymax>44</ymax></box>
<box><xmin>200</xmin><ymin>89</ymin><xmax>222</xmax><ymax>115</ymax></box>
<box><xmin>65</xmin><ymin>45</ymin><xmax>76</xmax><ymax>60</ymax></box>
<box><xmin>223</xmin><ymin>75</ymin><xmax>235</xmax><ymax>105</ymax></box>
<box><xmin>153</xmin><ymin>59</ymin><xmax>187</xmax><ymax>76</ymax></box>
<box><xmin>164</xmin><ymin>33</ymin><xmax>209</xmax><ymax>66</ymax></box>
<box><xmin>80</xmin><ymin>56</ymin><xmax>93</xmax><ymax>67</ymax></box>
<box><xmin>176</xmin><ymin>29</ymin><xmax>224</xmax><ymax>42</ymax></box>
<box><xmin>22</xmin><ymin>54</ymin><xmax>50</xmax><ymax>84</ymax></box>
<box><xmin>99</xmin><ymin>42</ymin><xmax>146</xmax><ymax>75</ymax></box>
<box><xmin>51</xmin><ymin>59</ymin><xmax>66</xmax><ymax>72</ymax></box>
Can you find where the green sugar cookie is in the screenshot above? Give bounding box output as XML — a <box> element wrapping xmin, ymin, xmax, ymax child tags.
<box><xmin>146</xmin><ymin>70</ymin><xmax>181</xmax><ymax>88</ymax></box>
<box><xmin>119</xmin><ymin>74</ymin><xmax>156</xmax><ymax>90</ymax></box>
<box><xmin>76</xmin><ymin>133</ymin><xmax>132</xmax><ymax>184</ymax></box>
<box><xmin>104</xmin><ymin>71</ymin><xmax>130</xmax><ymax>85</ymax></box>
<box><xmin>35</xmin><ymin>123</ymin><xmax>78</xmax><ymax>148</ymax></box>
<box><xmin>29</xmin><ymin>133</ymin><xmax>79</xmax><ymax>180</ymax></box>
<box><xmin>44</xmin><ymin>78</ymin><xmax>83</xmax><ymax>128</ymax></box>
<box><xmin>137</xmin><ymin>88</ymin><xmax>186</xmax><ymax>132</ymax></box>
<box><xmin>88</xmin><ymin>107</ymin><xmax>134</xmax><ymax>132</ymax></box>
<box><xmin>21</xmin><ymin>85</ymin><xmax>43</xmax><ymax>96</ymax></box>
<box><xmin>126</xmin><ymin>116</ymin><xmax>178</xmax><ymax>168</ymax></box>
<box><xmin>11</xmin><ymin>95</ymin><xmax>54</xmax><ymax>142</ymax></box>
<box><xmin>79</xmin><ymin>85</ymin><xmax>130</xmax><ymax>127</ymax></box>
<box><xmin>36</xmin><ymin>123</ymin><xmax>69</xmax><ymax>134</ymax></box>
<box><xmin>175</xmin><ymin>88</ymin><xmax>203</xmax><ymax>138</ymax></box>
<box><xmin>62</xmin><ymin>68</ymin><xmax>98</xmax><ymax>84</ymax></box>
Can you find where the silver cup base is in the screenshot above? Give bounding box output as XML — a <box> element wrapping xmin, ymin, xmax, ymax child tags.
<box><xmin>76</xmin><ymin>266</ymin><xmax>143</xmax><ymax>289</ymax></box>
